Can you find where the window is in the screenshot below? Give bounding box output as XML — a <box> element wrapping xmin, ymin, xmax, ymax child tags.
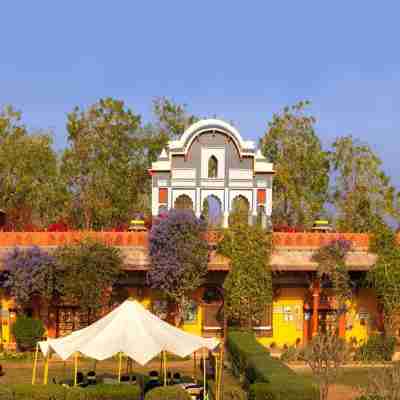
<box><xmin>208</xmin><ymin>155</ymin><xmax>218</xmax><ymax>178</ymax></box>
<box><xmin>183</xmin><ymin>300</ymin><xmax>198</xmax><ymax>323</ymax></box>
<box><xmin>159</xmin><ymin>188</ymin><xmax>168</xmax><ymax>204</ymax></box>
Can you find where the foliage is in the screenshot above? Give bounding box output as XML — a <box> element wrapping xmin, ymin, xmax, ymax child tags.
<box><xmin>227</xmin><ymin>331</ymin><xmax>317</xmax><ymax>399</ymax></box>
<box><xmin>11</xmin><ymin>316</ymin><xmax>44</xmax><ymax>351</ymax></box>
<box><xmin>219</xmin><ymin>224</ymin><xmax>272</xmax><ymax>327</ymax></box>
<box><xmin>148</xmin><ymin>209</ymin><xmax>208</xmax><ymax>325</ymax></box>
<box><xmin>153</xmin><ymin>97</ymin><xmax>198</xmax><ymax>139</ymax></box>
<box><xmin>0</xmin><ymin>351</ymin><xmax>31</xmax><ymax>361</ymax></box>
<box><xmin>3</xmin><ymin>246</ymin><xmax>60</xmax><ymax>308</ymax></box>
<box><xmin>208</xmin><ymin>380</ymin><xmax>247</xmax><ymax>400</ymax></box>
<box><xmin>145</xmin><ymin>386</ymin><xmax>191</xmax><ymax>400</ymax></box>
<box><xmin>260</xmin><ymin>101</ymin><xmax>330</xmax><ymax>228</ymax></box>
<box><xmin>0</xmin><ymin>105</ymin><xmax>67</xmax><ymax>230</ymax></box>
<box><xmin>249</xmin><ymin>380</ymin><xmax>318</xmax><ymax>400</ymax></box>
<box><xmin>330</xmin><ymin>135</ymin><xmax>398</xmax><ymax>232</ymax></box>
<box><xmin>354</xmin><ymin>334</ymin><xmax>396</xmax><ymax>362</ymax></box>
<box><xmin>61</xmin><ymin>98</ymin><xmax>159</xmax><ymax>229</ymax></box>
<box><xmin>280</xmin><ymin>345</ymin><xmax>305</xmax><ymax>363</ymax></box>
<box><xmin>357</xmin><ymin>363</ymin><xmax>400</xmax><ymax>400</ymax></box>
<box><xmin>303</xmin><ymin>333</ymin><xmax>347</xmax><ymax>400</ymax></box>
<box><xmin>368</xmin><ymin>223</ymin><xmax>400</xmax><ymax>333</ymax></box>
<box><xmin>227</xmin><ymin>330</ymin><xmax>271</xmax><ymax>379</ymax></box>
<box><xmin>55</xmin><ymin>239</ymin><xmax>123</xmax><ymax>312</ymax></box>
<box><xmin>312</xmin><ymin>239</ymin><xmax>353</xmax><ymax>311</ymax></box>
<box><xmin>0</xmin><ymin>384</ymin><xmax>141</xmax><ymax>400</ymax></box>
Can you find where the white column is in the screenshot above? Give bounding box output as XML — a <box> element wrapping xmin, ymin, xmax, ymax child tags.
<box><xmin>252</xmin><ymin>188</ymin><xmax>258</xmax><ymax>216</ymax></box>
<box><xmin>196</xmin><ymin>187</ymin><xmax>201</xmax><ymax>218</ymax></box>
<box><xmin>223</xmin><ymin>188</ymin><xmax>229</xmax><ymax>228</ymax></box>
<box><xmin>152</xmin><ymin>187</ymin><xmax>158</xmax><ymax>216</ymax></box>
<box><xmin>168</xmin><ymin>187</ymin><xmax>172</xmax><ymax>210</ymax></box>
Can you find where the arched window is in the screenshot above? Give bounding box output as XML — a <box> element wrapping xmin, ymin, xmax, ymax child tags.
<box><xmin>174</xmin><ymin>194</ymin><xmax>194</xmax><ymax>210</ymax></box>
<box><xmin>208</xmin><ymin>155</ymin><xmax>218</xmax><ymax>178</ymax></box>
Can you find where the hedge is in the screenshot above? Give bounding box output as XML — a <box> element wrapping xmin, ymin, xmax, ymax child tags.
<box><xmin>227</xmin><ymin>330</ymin><xmax>318</xmax><ymax>400</ymax></box>
<box><xmin>208</xmin><ymin>380</ymin><xmax>247</xmax><ymax>400</ymax></box>
<box><xmin>144</xmin><ymin>386</ymin><xmax>191</xmax><ymax>400</ymax></box>
<box><xmin>0</xmin><ymin>384</ymin><xmax>141</xmax><ymax>400</ymax></box>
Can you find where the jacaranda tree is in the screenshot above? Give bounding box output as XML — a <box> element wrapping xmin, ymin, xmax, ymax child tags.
<box><xmin>3</xmin><ymin>246</ymin><xmax>61</xmax><ymax>309</ymax></box>
<box><xmin>148</xmin><ymin>209</ymin><xmax>208</xmax><ymax>326</ymax></box>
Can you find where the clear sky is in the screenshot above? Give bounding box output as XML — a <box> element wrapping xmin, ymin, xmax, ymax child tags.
<box><xmin>1</xmin><ymin>1</ymin><xmax>399</xmax><ymax>187</ymax></box>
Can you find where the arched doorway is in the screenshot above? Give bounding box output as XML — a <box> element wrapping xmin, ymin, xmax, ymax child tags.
<box><xmin>202</xmin><ymin>195</ymin><xmax>222</xmax><ymax>227</ymax></box>
<box><xmin>229</xmin><ymin>195</ymin><xmax>250</xmax><ymax>225</ymax></box>
<box><xmin>174</xmin><ymin>194</ymin><xmax>194</xmax><ymax>210</ymax></box>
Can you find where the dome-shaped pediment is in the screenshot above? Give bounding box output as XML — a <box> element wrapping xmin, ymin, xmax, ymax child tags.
<box><xmin>168</xmin><ymin>119</ymin><xmax>256</xmax><ymax>157</ymax></box>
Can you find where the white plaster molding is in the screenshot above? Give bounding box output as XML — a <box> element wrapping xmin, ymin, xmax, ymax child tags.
<box><xmin>201</xmin><ymin>179</ymin><xmax>225</xmax><ymax>188</ymax></box>
<box><xmin>171</xmin><ymin>180</ymin><xmax>196</xmax><ymax>187</ymax></box>
<box><xmin>201</xmin><ymin>147</ymin><xmax>225</xmax><ymax>179</ymax></box>
<box><xmin>229</xmin><ymin>181</ymin><xmax>253</xmax><ymax>188</ymax></box>
<box><xmin>171</xmin><ymin>168</ymin><xmax>196</xmax><ymax>180</ymax></box>
<box><xmin>229</xmin><ymin>168</ymin><xmax>253</xmax><ymax>180</ymax></box>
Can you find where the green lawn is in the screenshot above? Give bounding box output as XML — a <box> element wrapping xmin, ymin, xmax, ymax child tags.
<box><xmin>297</xmin><ymin>366</ymin><xmax>377</xmax><ymax>388</ymax></box>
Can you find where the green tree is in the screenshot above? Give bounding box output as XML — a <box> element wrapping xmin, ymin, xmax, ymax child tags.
<box><xmin>330</xmin><ymin>135</ymin><xmax>397</xmax><ymax>232</ymax></box>
<box><xmin>0</xmin><ymin>106</ymin><xmax>67</xmax><ymax>229</ymax></box>
<box><xmin>368</xmin><ymin>223</ymin><xmax>400</xmax><ymax>335</ymax></box>
<box><xmin>260</xmin><ymin>101</ymin><xmax>330</xmax><ymax>228</ymax></box>
<box><xmin>55</xmin><ymin>239</ymin><xmax>123</xmax><ymax>312</ymax></box>
<box><xmin>218</xmin><ymin>223</ymin><xmax>272</xmax><ymax>328</ymax></box>
<box><xmin>153</xmin><ymin>97</ymin><xmax>198</xmax><ymax>139</ymax></box>
<box><xmin>61</xmin><ymin>98</ymin><xmax>158</xmax><ymax>229</ymax></box>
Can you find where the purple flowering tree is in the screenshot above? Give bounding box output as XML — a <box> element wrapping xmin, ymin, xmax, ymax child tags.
<box><xmin>3</xmin><ymin>246</ymin><xmax>61</xmax><ymax>309</ymax></box>
<box><xmin>147</xmin><ymin>209</ymin><xmax>208</xmax><ymax>326</ymax></box>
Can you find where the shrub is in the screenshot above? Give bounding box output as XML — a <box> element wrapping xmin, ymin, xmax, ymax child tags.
<box><xmin>227</xmin><ymin>330</ymin><xmax>318</xmax><ymax>399</ymax></box>
<box><xmin>11</xmin><ymin>316</ymin><xmax>44</xmax><ymax>351</ymax></box>
<box><xmin>280</xmin><ymin>345</ymin><xmax>305</xmax><ymax>363</ymax></box>
<box><xmin>249</xmin><ymin>380</ymin><xmax>318</xmax><ymax>400</ymax></box>
<box><xmin>354</xmin><ymin>334</ymin><xmax>396</xmax><ymax>362</ymax></box>
<box><xmin>145</xmin><ymin>386</ymin><xmax>191</xmax><ymax>400</ymax></box>
<box><xmin>209</xmin><ymin>380</ymin><xmax>246</xmax><ymax>400</ymax></box>
<box><xmin>0</xmin><ymin>384</ymin><xmax>141</xmax><ymax>399</ymax></box>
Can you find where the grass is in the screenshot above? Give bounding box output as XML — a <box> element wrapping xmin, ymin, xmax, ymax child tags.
<box><xmin>297</xmin><ymin>366</ymin><xmax>376</xmax><ymax>388</ymax></box>
<box><xmin>0</xmin><ymin>356</ymin><xmax>195</xmax><ymax>385</ymax></box>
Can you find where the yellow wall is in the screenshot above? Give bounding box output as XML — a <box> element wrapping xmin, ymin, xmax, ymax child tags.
<box><xmin>345</xmin><ymin>288</ymin><xmax>380</xmax><ymax>345</ymax></box>
<box><xmin>1</xmin><ymin>292</ymin><xmax>15</xmax><ymax>346</ymax></box>
<box><xmin>258</xmin><ymin>288</ymin><xmax>306</xmax><ymax>348</ymax></box>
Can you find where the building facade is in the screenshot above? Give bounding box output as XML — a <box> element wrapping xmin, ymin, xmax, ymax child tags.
<box><xmin>0</xmin><ymin>119</ymin><xmax>392</xmax><ymax>350</ymax></box>
<box><xmin>150</xmin><ymin>119</ymin><xmax>274</xmax><ymax>228</ymax></box>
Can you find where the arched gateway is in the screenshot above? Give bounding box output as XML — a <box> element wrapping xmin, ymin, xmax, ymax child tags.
<box><xmin>150</xmin><ymin>119</ymin><xmax>274</xmax><ymax>228</ymax></box>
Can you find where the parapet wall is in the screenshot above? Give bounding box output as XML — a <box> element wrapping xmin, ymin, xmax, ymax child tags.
<box><xmin>0</xmin><ymin>231</ymin><xmax>395</xmax><ymax>250</ymax></box>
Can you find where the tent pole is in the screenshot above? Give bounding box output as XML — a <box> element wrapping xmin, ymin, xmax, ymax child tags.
<box><xmin>32</xmin><ymin>343</ymin><xmax>39</xmax><ymax>385</ymax></box>
<box><xmin>163</xmin><ymin>351</ymin><xmax>167</xmax><ymax>386</ymax></box>
<box><xmin>118</xmin><ymin>352</ymin><xmax>123</xmax><ymax>383</ymax></box>
<box><xmin>43</xmin><ymin>355</ymin><xmax>49</xmax><ymax>385</ymax></box>
<box><xmin>74</xmin><ymin>352</ymin><xmax>79</xmax><ymax>386</ymax></box>
<box><xmin>202</xmin><ymin>349</ymin><xmax>206</xmax><ymax>398</ymax></box>
<box><xmin>215</xmin><ymin>352</ymin><xmax>219</xmax><ymax>400</ymax></box>
<box><xmin>217</xmin><ymin>344</ymin><xmax>224</xmax><ymax>400</ymax></box>
<box><xmin>193</xmin><ymin>351</ymin><xmax>196</xmax><ymax>383</ymax></box>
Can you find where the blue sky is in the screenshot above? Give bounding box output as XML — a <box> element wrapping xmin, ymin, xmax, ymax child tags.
<box><xmin>1</xmin><ymin>1</ymin><xmax>399</xmax><ymax>186</ymax></box>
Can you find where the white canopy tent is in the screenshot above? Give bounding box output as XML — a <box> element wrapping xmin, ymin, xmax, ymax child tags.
<box><xmin>38</xmin><ymin>299</ymin><xmax>219</xmax><ymax>365</ymax></box>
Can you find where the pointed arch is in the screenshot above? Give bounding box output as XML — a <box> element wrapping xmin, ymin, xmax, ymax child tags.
<box><xmin>208</xmin><ymin>155</ymin><xmax>218</xmax><ymax>178</ymax></box>
<box><xmin>229</xmin><ymin>195</ymin><xmax>250</xmax><ymax>225</ymax></box>
<box><xmin>202</xmin><ymin>194</ymin><xmax>222</xmax><ymax>227</ymax></box>
<box><xmin>174</xmin><ymin>194</ymin><xmax>194</xmax><ymax>210</ymax></box>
